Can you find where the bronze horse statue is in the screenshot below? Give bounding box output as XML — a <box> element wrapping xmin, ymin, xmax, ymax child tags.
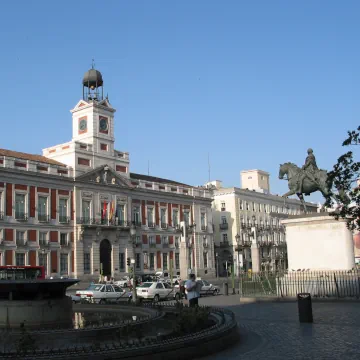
<box><xmin>278</xmin><ymin>162</ymin><xmax>346</xmax><ymax>212</ymax></box>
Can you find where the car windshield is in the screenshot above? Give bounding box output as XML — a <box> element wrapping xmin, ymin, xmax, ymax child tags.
<box><xmin>203</xmin><ymin>280</ymin><xmax>210</xmax><ymax>286</ymax></box>
<box><xmin>140</xmin><ymin>282</ymin><xmax>154</xmax><ymax>288</ymax></box>
<box><xmin>87</xmin><ymin>285</ymin><xmax>103</xmax><ymax>291</ymax></box>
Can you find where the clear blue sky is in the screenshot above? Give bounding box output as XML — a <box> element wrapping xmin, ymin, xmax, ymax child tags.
<box><xmin>1</xmin><ymin>1</ymin><xmax>359</xmax><ymax>203</ymax></box>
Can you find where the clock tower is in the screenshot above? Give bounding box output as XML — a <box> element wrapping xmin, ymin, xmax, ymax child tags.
<box><xmin>43</xmin><ymin>65</ymin><xmax>130</xmax><ymax>177</ymax></box>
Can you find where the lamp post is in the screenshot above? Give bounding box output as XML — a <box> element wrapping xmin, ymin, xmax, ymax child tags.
<box><xmin>235</xmin><ymin>234</ymin><xmax>240</xmax><ymax>277</ymax></box>
<box><xmin>216</xmin><ymin>252</ymin><xmax>219</xmax><ymax>278</ymax></box>
<box><xmin>129</xmin><ymin>222</ymin><xmax>137</xmax><ymax>303</ymax></box>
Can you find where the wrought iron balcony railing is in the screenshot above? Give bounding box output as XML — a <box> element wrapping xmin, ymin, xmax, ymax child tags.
<box><xmin>0</xmin><ymin>211</ymin><xmax>4</xmax><ymax>220</ymax></box>
<box><xmin>148</xmin><ymin>222</ymin><xmax>155</xmax><ymax>228</ymax></box>
<box><xmin>38</xmin><ymin>214</ymin><xmax>50</xmax><ymax>223</ymax></box>
<box><xmin>15</xmin><ymin>212</ymin><xmax>28</xmax><ymax>221</ymax></box>
<box><xmin>59</xmin><ymin>216</ymin><xmax>70</xmax><ymax>224</ymax></box>
<box><xmin>39</xmin><ymin>240</ymin><xmax>50</xmax><ymax>247</ymax></box>
<box><xmin>161</xmin><ymin>223</ymin><xmax>168</xmax><ymax>229</ymax></box>
<box><xmin>163</xmin><ymin>243</ymin><xmax>169</xmax><ymax>248</ymax></box>
<box><xmin>149</xmin><ymin>243</ymin><xmax>156</xmax><ymax>248</ymax></box>
<box><xmin>201</xmin><ymin>225</ymin><xmax>207</xmax><ymax>231</ymax></box>
<box><xmin>16</xmin><ymin>238</ymin><xmax>27</xmax><ymax>246</ymax></box>
<box><xmin>219</xmin><ymin>223</ymin><xmax>228</xmax><ymax>230</ymax></box>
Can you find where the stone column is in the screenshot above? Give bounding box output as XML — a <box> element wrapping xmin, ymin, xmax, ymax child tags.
<box><xmin>74</xmin><ymin>227</ymin><xmax>84</xmax><ymax>279</ymax></box>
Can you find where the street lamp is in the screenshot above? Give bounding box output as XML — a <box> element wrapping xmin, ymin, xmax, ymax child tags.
<box><xmin>130</xmin><ymin>258</ymin><xmax>137</xmax><ymax>303</ymax></box>
<box><xmin>215</xmin><ymin>252</ymin><xmax>219</xmax><ymax>278</ymax></box>
<box><xmin>129</xmin><ymin>223</ymin><xmax>137</xmax><ymax>303</ymax></box>
<box><xmin>235</xmin><ymin>234</ymin><xmax>240</xmax><ymax>277</ymax></box>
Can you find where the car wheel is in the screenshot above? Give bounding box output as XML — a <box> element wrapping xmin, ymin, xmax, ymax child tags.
<box><xmin>153</xmin><ymin>294</ymin><xmax>160</xmax><ymax>303</ymax></box>
<box><xmin>175</xmin><ymin>293</ymin><xmax>180</xmax><ymax>301</ymax></box>
<box><xmin>99</xmin><ymin>299</ymin><xmax>106</xmax><ymax>305</ymax></box>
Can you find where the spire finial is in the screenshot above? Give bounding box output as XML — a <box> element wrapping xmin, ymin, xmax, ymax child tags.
<box><xmin>91</xmin><ymin>58</ymin><xmax>95</xmax><ymax>69</ymax></box>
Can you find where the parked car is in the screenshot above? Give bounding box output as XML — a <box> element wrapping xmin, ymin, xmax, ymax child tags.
<box><xmin>136</xmin><ymin>281</ymin><xmax>181</xmax><ymax>302</ymax></box>
<box><xmin>197</xmin><ymin>279</ymin><xmax>220</xmax><ymax>296</ymax></box>
<box><xmin>76</xmin><ymin>284</ymin><xmax>132</xmax><ymax>304</ymax></box>
<box><xmin>114</xmin><ymin>276</ymin><xmax>131</xmax><ymax>288</ymax></box>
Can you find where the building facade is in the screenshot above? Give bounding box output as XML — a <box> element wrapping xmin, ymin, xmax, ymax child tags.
<box><xmin>208</xmin><ymin>171</ymin><xmax>318</xmax><ymax>275</ymax></box>
<box><xmin>0</xmin><ymin>67</ymin><xmax>215</xmax><ymax>280</ymax></box>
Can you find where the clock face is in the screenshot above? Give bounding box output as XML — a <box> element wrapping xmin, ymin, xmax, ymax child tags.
<box><xmin>79</xmin><ymin>119</ymin><xmax>87</xmax><ymax>131</ymax></box>
<box><xmin>99</xmin><ymin>117</ymin><xmax>108</xmax><ymax>132</ymax></box>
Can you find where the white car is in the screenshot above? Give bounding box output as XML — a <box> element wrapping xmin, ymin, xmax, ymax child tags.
<box><xmin>197</xmin><ymin>279</ymin><xmax>220</xmax><ymax>296</ymax></box>
<box><xmin>70</xmin><ymin>294</ymin><xmax>81</xmax><ymax>303</ymax></box>
<box><xmin>114</xmin><ymin>276</ymin><xmax>130</xmax><ymax>288</ymax></box>
<box><xmin>137</xmin><ymin>282</ymin><xmax>181</xmax><ymax>302</ymax></box>
<box><xmin>76</xmin><ymin>284</ymin><xmax>132</xmax><ymax>304</ymax></box>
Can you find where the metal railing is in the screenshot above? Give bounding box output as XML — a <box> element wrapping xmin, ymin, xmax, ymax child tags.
<box><xmin>0</xmin><ymin>211</ymin><xmax>4</xmax><ymax>220</ymax></box>
<box><xmin>238</xmin><ymin>270</ymin><xmax>360</xmax><ymax>298</ymax></box>
<box><xmin>15</xmin><ymin>212</ymin><xmax>28</xmax><ymax>221</ymax></box>
<box><xmin>59</xmin><ymin>215</ymin><xmax>70</xmax><ymax>224</ymax></box>
<box><xmin>38</xmin><ymin>214</ymin><xmax>50</xmax><ymax>222</ymax></box>
<box><xmin>148</xmin><ymin>222</ymin><xmax>155</xmax><ymax>228</ymax></box>
<box><xmin>219</xmin><ymin>223</ymin><xmax>228</xmax><ymax>230</ymax></box>
<box><xmin>161</xmin><ymin>222</ymin><xmax>168</xmax><ymax>229</ymax></box>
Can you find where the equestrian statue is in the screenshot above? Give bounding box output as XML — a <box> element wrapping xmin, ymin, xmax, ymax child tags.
<box><xmin>279</xmin><ymin>148</ymin><xmax>348</xmax><ymax>212</ymax></box>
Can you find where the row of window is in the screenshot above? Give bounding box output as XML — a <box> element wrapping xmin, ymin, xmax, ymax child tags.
<box><xmin>2</xmin><ymin>252</ymin><xmax>70</xmax><ymax>275</ymax></box>
<box><xmin>220</xmin><ymin>200</ymin><xmax>301</xmax><ymax>215</ymax></box>
<box><xmin>0</xmin><ymin>229</ymin><xmax>70</xmax><ymax>245</ymax></box>
<box><xmin>0</xmin><ymin>192</ymin><xmax>71</xmax><ymax>222</ymax></box>
<box><xmin>221</xmin><ymin>231</ymin><xmax>284</xmax><ymax>243</ymax></box>
<box><xmin>84</xmin><ymin>200</ymin><xmax>207</xmax><ymax>228</ymax></box>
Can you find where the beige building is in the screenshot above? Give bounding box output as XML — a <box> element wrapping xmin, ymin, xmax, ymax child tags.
<box><xmin>207</xmin><ymin>170</ymin><xmax>317</xmax><ymax>275</ymax></box>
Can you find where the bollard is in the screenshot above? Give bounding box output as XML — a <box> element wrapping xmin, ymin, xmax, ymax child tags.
<box><xmin>297</xmin><ymin>293</ymin><xmax>313</xmax><ymax>323</ymax></box>
<box><xmin>223</xmin><ymin>282</ymin><xmax>229</xmax><ymax>296</ymax></box>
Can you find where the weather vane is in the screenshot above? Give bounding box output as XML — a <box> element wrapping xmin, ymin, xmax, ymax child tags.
<box><xmin>91</xmin><ymin>58</ymin><xmax>95</xmax><ymax>69</ymax></box>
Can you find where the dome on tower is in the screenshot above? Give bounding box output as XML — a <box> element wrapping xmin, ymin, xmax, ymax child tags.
<box><xmin>82</xmin><ymin>68</ymin><xmax>103</xmax><ymax>88</ymax></box>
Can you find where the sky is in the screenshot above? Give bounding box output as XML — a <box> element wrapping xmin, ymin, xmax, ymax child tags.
<box><xmin>0</xmin><ymin>1</ymin><xmax>359</xmax><ymax>204</ymax></box>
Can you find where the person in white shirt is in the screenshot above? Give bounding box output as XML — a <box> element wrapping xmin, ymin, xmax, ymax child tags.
<box><xmin>185</xmin><ymin>274</ymin><xmax>200</xmax><ymax>307</ymax></box>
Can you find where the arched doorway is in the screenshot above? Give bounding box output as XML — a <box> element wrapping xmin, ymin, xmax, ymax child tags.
<box><xmin>100</xmin><ymin>239</ymin><xmax>112</xmax><ymax>277</ymax></box>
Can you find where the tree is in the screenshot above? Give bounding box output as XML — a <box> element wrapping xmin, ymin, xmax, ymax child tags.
<box><xmin>325</xmin><ymin>126</ymin><xmax>360</xmax><ymax>230</ymax></box>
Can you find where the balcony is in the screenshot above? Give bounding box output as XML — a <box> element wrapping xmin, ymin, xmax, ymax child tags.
<box><xmin>60</xmin><ymin>240</ymin><xmax>71</xmax><ymax>248</ymax></box>
<box><xmin>0</xmin><ymin>211</ymin><xmax>3</xmax><ymax>220</ymax></box>
<box><xmin>149</xmin><ymin>243</ymin><xmax>156</xmax><ymax>248</ymax></box>
<box><xmin>163</xmin><ymin>243</ymin><xmax>169</xmax><ymax>248</ymax></box>
<box><xmin>203</xmin><ymin>242</ymin><xmax>209</xmax><ymax>248</ymax></box>
<box><xmin>217</xmin><ymin>241</ymin><xmax>230</xmax><ymax>248</ymax></box>
<box><xmin>39</xmin><ymin>240</ymin><xmax>50</xmax><ymax>248</ymax></box>
<box><xmin>59</xmin><ymin>216</ymin><xmax>70</xmax><ymax>224</ymax></box>
<box><xmin>77</xmin><ymin>217</ymin><xmax>91</xmax><ymax>225</ymax></box>
<box><xmin>38</xmin><ymin>214</ymin><xmax>50</xmax><ymax>223</ymax></box>
<box><xmin>234</xmin><ymin>241</ymin><xmax>252</xmax><ymax>251</ymax></box>
<box><xmin>16</xmin><ymin>238</ymin><xmax>27</xmax><ymax>247</ymax></box>
<box><xmin>174</xmin><ymin>224</ymin><xmax>182</xmax><ymax>233</ymax></box>
<box><xmin>15</xmin><ymin>212</ymin><xmax>28</xmax><ymax>221</ymax></box>
<box><xmin>219</xmin><ymin>223</ymin><xmax>228</xmax><ymax>230</ymax></box>
<box><xmin>133</xmin><ymin>221</ymin><xmax>142</xmax><ymax>227</ymax></box>
<box><xmin>221</xmin><ymin>208</ymin><xmax>226</xmax><ymax>212</ymax></box>
<box><xmin>116</xmin><ymin>219</ymin><xmax>131</xmax><ymax>227</ymax></box>
<box><xmin>201</xmin><ymin>225</ymin><xmax>207</xmax><ymax>232</ymax></box>
<box><xmin>161</xmin><ymin>223</ymin><xmax>168</xmax><ymax>230</ymax></box>
<box><xmin>148</xmin><ymin>222</ymin><xmax>155</xmax><ymax>228</ymax></box>
<box><xmin>175</xmin><ymin>242</ymin><xmax>179</xmax><ymax>249</ymax></box>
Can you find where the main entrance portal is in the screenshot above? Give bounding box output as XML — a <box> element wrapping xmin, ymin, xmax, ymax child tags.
<box><xmin>100</xmin><ymin>239</ymin><xmax>112</xmax><ymax>277</ymax></box>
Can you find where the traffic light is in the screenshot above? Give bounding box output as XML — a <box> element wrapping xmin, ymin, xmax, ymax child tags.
<box><xmin>127</xmin><ymin>258</ymin><xmax>130</xmax><ymax>266</ymax></box>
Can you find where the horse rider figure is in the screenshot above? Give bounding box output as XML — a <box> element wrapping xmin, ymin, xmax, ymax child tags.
<box><xmin>296</xmin><ymin>148</ymin><xmax>320</xmax><ymax>194</ymax></box>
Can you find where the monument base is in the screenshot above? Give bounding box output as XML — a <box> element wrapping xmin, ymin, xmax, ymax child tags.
<box><xmin>0</xmin><ymin>297</ymin><xmax>73</xmax><ymax>329</ymax></box>
<box><xmin>282</xmin><ymin>213</ymin><xmax>355</xmax><ymax>271</ymax></box>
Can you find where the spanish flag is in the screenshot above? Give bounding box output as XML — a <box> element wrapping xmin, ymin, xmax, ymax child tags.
<box><xmin>109</xmin><ymin>201</ymin><xmax>115</xmax><ymax>221</ymax></box>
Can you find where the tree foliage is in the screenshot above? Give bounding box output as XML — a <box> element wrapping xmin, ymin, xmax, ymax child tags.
<box><xmin>325</xmin><ymin>126</ymin><xmax>360</xmax><ymax>230</ymax></box>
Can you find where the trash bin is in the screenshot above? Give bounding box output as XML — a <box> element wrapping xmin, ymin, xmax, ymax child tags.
<box><xmin>223</xmin><ymin>282</ymin><xmax>228</xmax><ymax>296</ymax></box>
<box><xmin>297</xmin><ymin>293</ymin><xmax>313</xmax><ymax>323</ymax></box>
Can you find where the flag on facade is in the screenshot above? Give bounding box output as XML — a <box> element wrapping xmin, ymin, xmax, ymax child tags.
<box><xmin>109</xmin><ymin>201</ymin><xmax>114</xmax><ymax>220</ymax></box>
<box><xmin>102</xmin><ymin>202</ymin><xmax>107</xmax><ymax>219</ymax></box>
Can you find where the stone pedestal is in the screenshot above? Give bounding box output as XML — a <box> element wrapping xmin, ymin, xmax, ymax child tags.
<box><xmin>282</xmin><ymin>214</ymin><xmax>355</xmax><ymax>271</ymax></box>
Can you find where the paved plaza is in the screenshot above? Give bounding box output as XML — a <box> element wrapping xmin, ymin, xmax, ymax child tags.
<box><xmin>198</xmin><ymin>295</ymin><xmax>360</xmax><ymax>360</ymax></box>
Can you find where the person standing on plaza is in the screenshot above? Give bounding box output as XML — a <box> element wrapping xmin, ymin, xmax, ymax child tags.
<box><xmin>185</xmin><ymin>274</ymin><xmax>200</xmax><ymax>307</ymax></box>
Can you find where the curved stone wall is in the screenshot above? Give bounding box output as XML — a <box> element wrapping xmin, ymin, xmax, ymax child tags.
<box><xmin>0</xmin><ymin>297</ymin><xmax>73</xmax><ymax>329</ymax></box>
